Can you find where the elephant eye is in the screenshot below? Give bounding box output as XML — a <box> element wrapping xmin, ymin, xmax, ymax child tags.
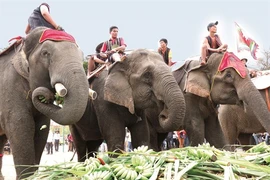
<box><xmin>226</xmin><ymin>73</ymin><xmax>232</xmax><ymax>78</ymax></box>
<box><xmin>41</xmin><ymin>50</ymin><xmax>50</xmax><ymax>57</ymax></box>
<box><xmin>143</xmin><ymin>71</ymin><xmax>152</xmax><ymax>84</ymax></box>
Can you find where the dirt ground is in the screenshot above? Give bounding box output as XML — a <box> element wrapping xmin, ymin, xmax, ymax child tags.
<box><xmin>2</xmin><ymin>145</ymin><xmax>77</xmax><ymax>180</ymax></box>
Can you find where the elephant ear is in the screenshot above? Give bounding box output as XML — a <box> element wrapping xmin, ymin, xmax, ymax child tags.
<box><xmin>11</xmin><ymin>45</ymin><xmax>29</xmax><ymax>81</ymax></box>
<box><xmin>185</xmin><ymin>65</ymin><xmax>210</xmax><ymax>98</ymax></box>
<box><xmin>104</xmin><ymin>62</ymin><xmax>135</xmax><ymax>114</ymax></box>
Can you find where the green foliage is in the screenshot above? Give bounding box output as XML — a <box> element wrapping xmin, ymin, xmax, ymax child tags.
<box><xmin>83</xmin><ymin>61</ymin><xmax>88</xmax><ymax>75</ymax></box>
<box><xmin>22</xmin><ymin>143</ymin><xmax>270</xmax><ymax>179</ymax></box>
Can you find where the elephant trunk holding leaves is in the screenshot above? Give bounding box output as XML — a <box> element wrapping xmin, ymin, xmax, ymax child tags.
<box><xmin>218</xmin><ymin>77</ymin><xmax>270</xmax><ymax>145</ymax></box>
<box><xmin>0</xmin><ymin>27</ymin><xmax>89</xmax><ymax>178</ymax></box>
<box><xmin>70</xmin><ymin>49</ymin><xmax>186</xmax><ymax>162</ymax></box>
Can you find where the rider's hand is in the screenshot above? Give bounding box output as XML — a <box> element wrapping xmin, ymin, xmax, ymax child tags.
<box><xmin>111</xmin><ymin>49</ymin><xmax>117</xmax><ymax>53</ymax></box>
<box><xmin>217</xmin><ymin>48</ymin><xmax>222</xmax><ymax>52</ymax></box>
<box><xmin>56</xmin><ymin>25</ymin><xmax>64</xmax><ymax>31</ymax></box>
<box><xmin>100</xmin><ymin>53</ymin><xmax>107</xmax><ymax>58</ymax></box>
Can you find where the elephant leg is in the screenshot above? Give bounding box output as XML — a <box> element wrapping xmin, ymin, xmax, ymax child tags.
<box><xmin>185</xmin><ymin>117</ymin><xmax>205</xmax><ymax>146</ymax></box>
<box><xmin>220</xmin><ymin>118</ymin><xmax>239</xmax><ymax>146</ymax></box>
<box><xmin>148</xmin><ymin>123</ymin><xmax>160</xmax><ymax>151</ymax></box>
<box><xmin>184</xmin><ymin>96</ymin><xmax>206</xmax><ymax>146</ymax></box>
<box><xmin>69</xmin><ymin>125</ymin><xmax>87</xmax><ymax>162</ymax></box>
<box><xmin>238</xmin><ymin>133</ymin><xmax>256</xmax><ymax>145</ymax></box>
<box><xmin>204</xmin><ymin>116</ymin><xmax>226</xmax><ymax>148</ymax></box>
<box><xmin>8</xmin><ymin>115</ymin><xmax>36</xmax><ymax>178</ymax></box>
<box><xmin>0</xmin><ymin>135</ymin><xmax>7</xmax><ymax>179</ymax></box>
<box><xmin>96</xmin><ymin>105</ymin><xmax>126</xmax><ymax>152</ymax></box>
<box><xmin>103</xmin><ymin>120</ymin><xmax>126</xmax><ymax>152</ymax></box>
<box><xmin>105</xmin><ymin>126</ymin><xmax>126</xmax><ymax>152</ymax></box>
<box><xmin>34</xmin><ymin>115</ymin><xmax>50</xmax><ymax>164</ymax></box>
<box><xmin>86</xmin><ymin>140</ymin><xmax>103</xmax><ymax>156</ymax></box>
<box><xmin>129</xmin><ymin>119</ymin><xmax>150</xmax><ymax>150</ymax></box>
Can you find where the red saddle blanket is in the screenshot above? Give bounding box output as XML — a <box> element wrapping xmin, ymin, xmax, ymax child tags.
<box><xmin>218</xmin><ymin>52</ymin><xmax>247</xmax><ymax>78</ymax></box>
<box><xmin>39</xmin><ymin>29</ymin><xmax>76</xmax><ymax>43</ymax></box>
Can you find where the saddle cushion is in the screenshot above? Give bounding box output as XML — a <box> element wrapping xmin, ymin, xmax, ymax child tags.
<box><xmin>39</xmin><ymin>29</ymin><xmax>76</xmax><ymax>43</ymax></box>
<box><xmin>0</xmin><ymin>36</ymin><xmax>23</xmax><ymax>56</ymax></box>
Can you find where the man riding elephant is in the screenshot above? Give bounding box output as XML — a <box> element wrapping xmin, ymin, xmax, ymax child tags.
<box><xmin>200</xmin><ymin>21</ymin><xmax>227</xmax><ymax>65</ymax></box>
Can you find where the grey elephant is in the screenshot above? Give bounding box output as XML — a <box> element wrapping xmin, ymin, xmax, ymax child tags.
<box><xmin>69</xmin><ymin>49</ymin><xmax>186</xmax><ymax>162</ymax></box>
<box><xmin>148</xmin><ymin>52</ymin><xmax>270</xmax><ymax>150</ymax></box>
<box><xmin>0</xmin><ymin>27</ymin><xmax>89</xmax><ymax>178</ymax></box>
<box><xmin>218</xmin><ymin>76</ymin><xmax>270</xmax><ymax>145</ymax></box>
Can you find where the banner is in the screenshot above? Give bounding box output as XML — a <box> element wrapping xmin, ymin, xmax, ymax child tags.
<box><xmin>235</xmin><ymin>22</ymin><xmax>259</xmax><ymax>60</ymax></box>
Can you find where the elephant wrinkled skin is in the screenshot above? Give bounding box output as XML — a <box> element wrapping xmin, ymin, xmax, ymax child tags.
<box><xmin>70</xmin><ymin>49</ymin><xmax>186</xmax><ymax>162</ymax></box>
<box><xmin>148</xmin><ymin>52</ymin><xmax>270</xmax><ymax>151</ymax></box>
<box><xmin>0</xmin><ymin>27</ymin><xmax>89</xmax><ymax>178</ymax></box>
<box><xmin>218</xmin><ymin>87</ymin><xmax>270</xmax><ymax>145</ymax></box>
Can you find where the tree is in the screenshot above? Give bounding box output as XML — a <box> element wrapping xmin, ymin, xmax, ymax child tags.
<box><xmin>83</xmin><ymin>61</ymin><xmax>88</xmax><ymax>75</ymax></box>
<box><xmin>258</xmin><ymin>49</ymin><xmax>270</xmax><ymax>70</ymax></box>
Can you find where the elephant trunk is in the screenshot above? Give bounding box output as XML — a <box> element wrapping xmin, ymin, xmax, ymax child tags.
<box><xmin>236</xmin><ymin>80</ymin><xmax>270</xmax><ymax>133</ymax></box>
<box><xmin>32</xmin><ymin>64</ymin><xmax>89</xmax><ymax>125</ymax></box>
<box><xmin>154</xmin><ymin>71</ymin><xmax>186</xmax><ymax>132</ymax></box>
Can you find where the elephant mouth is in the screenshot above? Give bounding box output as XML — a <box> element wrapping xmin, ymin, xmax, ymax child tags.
<box><xmin>158</xmin><ymin>103</ymin><xmax>169</xmax><ymax>122</ymax></box>
<box><xmin>216</xmin><ymin>89</ymin><xmax>239</xmax><ymax>104</ymax></box>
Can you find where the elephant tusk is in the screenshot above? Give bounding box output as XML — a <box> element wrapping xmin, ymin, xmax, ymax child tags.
<box><xmin>89</xmin><ymin>88</ymin><xmax>97</xmax><ymax>100</ymax></box>
<box><xmin>55</xmin><ymin>83</ymin><xmax>67</xmax><ymax>97</ymax></box>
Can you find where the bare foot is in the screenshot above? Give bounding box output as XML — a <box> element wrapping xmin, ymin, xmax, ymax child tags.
<box><xmin>200</xmin><ymin>61</ymin><xmax>206</xmax><ymax>66</ymax></box>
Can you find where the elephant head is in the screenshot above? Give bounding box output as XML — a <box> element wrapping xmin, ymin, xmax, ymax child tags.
<box><xmin>104</xmin><ymin>49</ymin><xmax>186</xmax><ymax>131</ymax></box>
<box><xmin>11</xmin><ymin>27</ymin><xmax>89</xmax><ymax>125</ymax></box>
<box><xmin>185</xmin><ymin>52</ymin><xmax>270</xmax><ymax>134</ymax></box>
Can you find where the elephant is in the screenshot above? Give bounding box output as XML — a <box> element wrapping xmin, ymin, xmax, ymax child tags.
<box><xmin>0</xmin><ymin>27</ymin><xmax>89</xmax><ymax>178</ymax></box>
<box><xmin>218</xmin><ymin>76</ymin><xmax>270</xmax><ymax>145</ymax></box>
<box><xmin>147</xmin><ymin>52</ymin><xmax>270</xmax><ymax>151</ymax></box>
<box><xmin>69</xmin><ymin>49</ymin><xmax>186</xmax><ymax>162</ymax></box>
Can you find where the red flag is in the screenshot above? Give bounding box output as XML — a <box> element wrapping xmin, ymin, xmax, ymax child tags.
<box><xmin>218</xmin><ymin>52</ymin><xmax>247</xmax><ymax>78</ymax></box>
<box><xmin>235</xmin><ymin>22</ymin><xmax>259</xmax><ymax>60</ymax></box>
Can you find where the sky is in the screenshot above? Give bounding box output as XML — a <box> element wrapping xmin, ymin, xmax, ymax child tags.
<box><xmin>0</xmin><ymin>0</ymin><xmax>269</xmax><ymax>69</ymax></box>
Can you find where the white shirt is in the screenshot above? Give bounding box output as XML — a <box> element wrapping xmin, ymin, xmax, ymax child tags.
<box><xmin>54</xmin><ymin>133</ymin><xmax>60</xmax><ymax>140</ymax></box>
<box><xmin>47</xmin><ymin>132</ymin><xmax>54</xmax><ymax>143</ymax></box>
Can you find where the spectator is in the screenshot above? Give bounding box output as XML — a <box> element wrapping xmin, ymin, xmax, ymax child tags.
<box><xmin>54</xmin><ymin>131</ymin><xmax>60</xmax><ymax>152</ymax></box>
<box><xmin>25</xmin><ymin>3</ymin><xmax>63</xmax><ymax>34</ymax></box>
<box><xmin>172</xmin><ymin>131</ymin><xmax>179</xmax><ymax>148</ymax></box>
<box><xmin>125</xmin><ymin>129</ymin><xmax>133</xmax><ymax>152</ymax></box>
<box><xmin>177</xmin><ymin>130</ymin><xmax>189</xmax><ymax>147</ymax></box>
<box><xmin>46</xmin><ymin>131</ymin><xmax>54</xmax><ymax>154</ymax></box>
<box><xmin>67</xmin><ymin>134</ymin><xmax>74</xmax><ymax>152</ymax></box>
<box><xmin>158</xmin><ymin>38</ymin><xmax>173</xmax><ymax>66</ymax></box>
<box><xmin>99</xmin><ymin>140</ymin><xmax>108</xmax><ymax>152</ymax></box>
<box><xmin>264</xmin><ymin>132</ymin><xmax>270</xmax><ymax>145</ymax></box>
<box><xmin>200</xmin><ymin>21</ymin><xmax>227</xmax><ymax>65</ymax></box>
<box><xmin>4</xmin><ymin>140</ymin><xmax>11</xmax><ymax>154</ymax></box>
<box><xmin>165</xmin><ymin>132</ymin><xmax>174</xmax><ymax>150</ymax></box>
<box><xmin>253</xmin><ymin>133</ymin><xmax>263</xmax><ymax>144</ymax></box>
<box><xmin>241</xmin><ymin>58</ymin><xmax>248</xmax><ymax>67</ymax></box>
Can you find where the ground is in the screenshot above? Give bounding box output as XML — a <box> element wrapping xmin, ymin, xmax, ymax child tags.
<box><xmin>2</xmin><ymin>145</ymin><xmax>77</xmax><ymax>180</ymax></box>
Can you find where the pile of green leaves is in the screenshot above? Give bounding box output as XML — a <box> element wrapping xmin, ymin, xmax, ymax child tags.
<box><xmin>23</xmin><ymin>142</ymin><xmax>270</xmax><ymax>180</ymax></box>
